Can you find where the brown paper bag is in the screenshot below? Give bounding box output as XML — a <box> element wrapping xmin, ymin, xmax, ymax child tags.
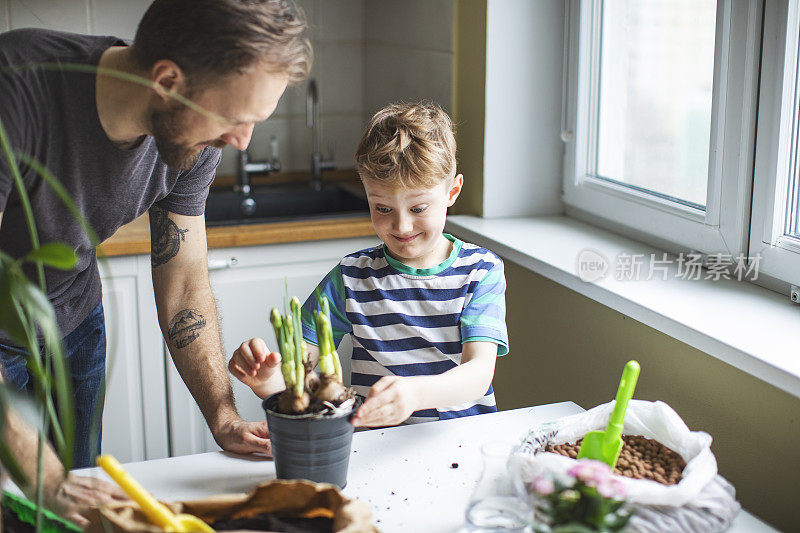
<box><xmin>84</xmin><ymin>479</ymin><xmax>379</xmax><ymax>532</ymax></box>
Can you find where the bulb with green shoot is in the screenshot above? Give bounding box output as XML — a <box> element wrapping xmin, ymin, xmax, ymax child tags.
<box><xmin>313</xmin><ymin>295</ymin><xmax>346</xmax><ymax>403</ymax></box>
<box><xmin>269</xmin><ymin>294</ymin><xmax>348</xmax><ymax>414</ymax></box>
<box><xmin>271</xmin><ymin>304</ymin><xmax>310</xmax><ymax>414</ymax></box>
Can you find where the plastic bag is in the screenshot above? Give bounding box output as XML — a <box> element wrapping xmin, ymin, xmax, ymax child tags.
<box><xmin>510</xmin><ymin>400</ymin><xmax>740</xmax><ymax>533</ymax></box>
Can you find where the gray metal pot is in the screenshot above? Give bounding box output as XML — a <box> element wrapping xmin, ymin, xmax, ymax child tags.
<box><xmin>263</xmin><ymin>393</ymin><xmax>360</xmax><ymax>488</ymax></box>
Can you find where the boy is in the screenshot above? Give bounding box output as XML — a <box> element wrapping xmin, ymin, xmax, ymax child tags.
<box><xmin>229</xmin><ymin>102</ymin><xmax>508</xmax><ymax>427</ymax></box>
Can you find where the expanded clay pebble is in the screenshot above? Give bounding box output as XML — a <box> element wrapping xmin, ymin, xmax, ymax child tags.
<box><xmin>544</xmin><ymin>435</ymin><xmax>686</xmax><ymax>485</ymax></box>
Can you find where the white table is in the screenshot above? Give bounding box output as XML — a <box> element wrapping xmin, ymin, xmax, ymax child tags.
<box><xmin>73</xmin><ymin>402</ymin><xmax>776</xmax><ymax>532</ymax></box>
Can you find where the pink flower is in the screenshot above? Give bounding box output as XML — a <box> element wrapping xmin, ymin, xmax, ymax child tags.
<box><xmin>567</xmin><ymin>459</ymin><xmax>613</xmax><ymax>487</ymax></box>
<box><xmin>597</xmin><ymin>477</ymin><xmax>626</xmax><ymax>499</ymax></box>
<box><xmin>531</xmin><ymin>477</ymin><xmax>555</xmax><ymax>495</ymax></box>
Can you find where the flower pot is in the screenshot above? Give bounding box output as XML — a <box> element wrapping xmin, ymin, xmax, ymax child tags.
<box><xmin>262</xmin><ymin>393</ymin><xmax>360</xmax><ymax>488</ymax></box>
<box><xmin>1</xmin><ymin>490</ymin><xmax>82</xmax><ymax>532</ymax></box>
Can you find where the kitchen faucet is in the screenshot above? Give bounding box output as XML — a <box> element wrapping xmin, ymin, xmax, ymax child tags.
<box><xmin>307</xmin><ymin>79</ymin><xmax>335</xmax><ymax>191</ymax></box>
<box><xmin>235</xmin><ymin>135</ymin><xmax>281</xmax><ymax>215</ymax></box>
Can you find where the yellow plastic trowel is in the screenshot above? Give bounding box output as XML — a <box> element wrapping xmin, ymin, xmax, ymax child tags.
<box><xmin>96</xmin><ymin>454</ymin><xmax>214</xmax><ymax>532</ymax></box>
<box><xmin>577</xmin><ymin>360</ymin><xmax>640</xmax><ymax>468</ymax></box>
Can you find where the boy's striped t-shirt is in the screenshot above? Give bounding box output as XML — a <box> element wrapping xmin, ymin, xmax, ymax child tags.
<box><xmin>301</xmin><ymin>233</ymin><xmax>508</xmax><ymax>424</ymax></box>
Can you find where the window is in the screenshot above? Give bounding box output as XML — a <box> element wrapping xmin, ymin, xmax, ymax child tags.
<box><xmin>750</xmin><ymin>0</ymin><xmax>800</xmax><ymax>287</ymax></box>
<box><xmin>792</xmin><ymin>181</ymin><xmax>800</xmax><ymax>239</ymax></box>
<box><xmin>596</xmin><ymin>0</ymin><xmax>716</xmax><ymax>209</ymax></box>
<box><xmin>562</xmin><ymin>1</ymin><xmax>763</xmax><ymax>273</ymax></box>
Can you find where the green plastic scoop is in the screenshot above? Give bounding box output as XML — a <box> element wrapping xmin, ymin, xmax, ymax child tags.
<box><xmin>577</xmin><ymin>360</ymin><xmax>640</xmax><ymax>468</ymax></box>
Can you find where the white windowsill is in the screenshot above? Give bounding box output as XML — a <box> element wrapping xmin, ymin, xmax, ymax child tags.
<box><xmin>446</xmin><ymin>215</ymin><xmax>800</xmax><ymax>400</ymax></box>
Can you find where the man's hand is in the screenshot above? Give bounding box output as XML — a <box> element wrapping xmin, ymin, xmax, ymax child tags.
<box><xmin>229</xmin><ymin>338</ymin><xmax>282</xmax><ymax>397</ymax></box>
<box><xmin>351</xmin><ymin>376</ymin><xmax>420</xmax><ymax>427</ymax></box>
<box><xmin>211</xmin><ymin>414</ymin><xmax>272</xmax><ymax>456</ymax></box>
<box><xmin>48</xmin><ymin>474</ymin><xmax>127</xmax><ymax>528</ymax></box>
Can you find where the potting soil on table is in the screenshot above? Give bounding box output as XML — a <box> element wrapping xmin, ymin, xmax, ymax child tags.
<box><xmin>545</xmin><ymin>434</ymin><xmax>686</xmax><ymax>485</ymax></box>
<box><xmin>211</xmin><ymin>512</ymin><xmax>333</xmax><ymax>532</ymax></box>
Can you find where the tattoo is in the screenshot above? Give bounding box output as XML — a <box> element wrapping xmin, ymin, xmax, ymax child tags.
<box><xmin>149</xmin><ymin>207</ymin><xmax>189</xmax><ymax>267</ymax></box>
<box><xmin>168</xmin><ymin>308</ymin><xmax>207</xmax><ymax>348</ymax></box>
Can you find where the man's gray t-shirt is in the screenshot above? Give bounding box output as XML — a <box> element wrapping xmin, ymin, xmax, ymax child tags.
<box><xmin>0</xmin><ymin>28</ymin><xmax>221</xmax><ymax>342</ymax></box>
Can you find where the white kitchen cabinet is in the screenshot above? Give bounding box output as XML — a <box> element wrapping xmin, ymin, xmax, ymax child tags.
<box><xmin>165</xmin><ymin>237</ymin><xmax>378</xmax><ymax>456</ymax></box>
<box><xmin>98</xmin><ymin>254</ymin><xmax>169</xmax><ymax>462</ymax></box>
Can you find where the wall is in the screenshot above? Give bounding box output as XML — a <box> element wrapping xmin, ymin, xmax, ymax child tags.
<box><xmin>451</xmin><ymin>0</ymin><xmax>486</xmax><ymax>216</ymax></box>
<box><xmin>452</xmin><ymin>0</ymin><xmax>566</xmax><ymax>218</ymax></box>
<box><xmin>363</xmin><ymin>0</ymin><xmax>454</xmax><ymax>117</ymax></box>
<box><xmin>235</xmin><ymin>0</ymin><xmax>367</xmax><ymax>176</ymax></box>
<box><xmin>0</xmin><ymin>0</ymin><xmax>454</xmax><ymax>177</ymax></box>
<box><xmin>483</xmin><ymin>0</ymin><xmax>565</xmax><ymax>218</ymax></box>
<box><xmin>498</xmin><ymin>260</ymin><xmax>799</xmax><ymax>531</ymax></box>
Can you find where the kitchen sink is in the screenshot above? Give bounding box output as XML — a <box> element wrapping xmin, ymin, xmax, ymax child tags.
<box><xmin>204</xmin><ymin>184</ymin><xmax>370</xmax><ymax>227</ymax></box>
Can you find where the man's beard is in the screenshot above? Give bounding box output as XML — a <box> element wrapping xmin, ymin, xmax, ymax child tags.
<box><xmin>150</xmin><ymin>103</ymin><xmax>202</xmax><ymax>171</ymax></box>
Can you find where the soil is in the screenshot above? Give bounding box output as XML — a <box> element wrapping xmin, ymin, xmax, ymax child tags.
<box><xmin>211</xmin><ymin>512</ymin><xmax>332</xmax><ymax>532</ymax></box>
<box><xmin>545</xmin><ymin>434</ymin><xmax>686</xmax><ymax>485</ymax></box>
<box><xmin>266</xmin><ymin>387</ymin><xmax>358</xmax><ymax>417</ymax></box>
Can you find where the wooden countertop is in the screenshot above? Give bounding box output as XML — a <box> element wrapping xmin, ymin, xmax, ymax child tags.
<box><xmin>97</xmin><ymin>213</ymin><xmax>375</xmax><ymax>257</ymax></box>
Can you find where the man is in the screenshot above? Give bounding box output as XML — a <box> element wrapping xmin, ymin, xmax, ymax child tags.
<box><xmin>0</xmin><ymin>0</ymin><xmax>309</xmax><ymax>489</ymax></box>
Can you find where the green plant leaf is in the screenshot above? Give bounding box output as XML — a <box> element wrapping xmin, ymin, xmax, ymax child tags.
<box><xmin>0</xmin><ymin>269</ymin><xmax>28</xmax><ymax>344</ymax></box>
<box><xmin>24</xmin><ymin>243</ymin><xmax>78</xmax><ymax>270</ymax></box>
<box><xmin>13</xmin><ymin>278</ymin><xmax>58</xmax><ymax>335</ymax></box>
<box><xmin>0</xmin><ymin>384</ymin><xmax>44</xmax><ymax>433</ymax></box>
<box><xmin>313</xmin><ymin>285</ymin><xmax>324</xmax><ymax>308</ymax></box>
<box><xmin>1</xmin><ymin>270</ymin><xmax>74</xmax><ymax>467</ymax></box>
<box><xmin>11</xmin><ymin>312</ymin><xmax>70</xmax><ymax>457</ymax></box>
<box><xmin>0</xmin><ymin>441</ymin><xmax>29</xmax><ymax>493</ymax></box>
<box><xmin>0</xmin><ymin>396</ymin><xmax>31</xmax><ymax>493</ymax></box>
<box><xmin>603</xmin><ymin>508</ymin><xmax>633</xmax><ymax>530</ymax></box>
<box><xmin>46</xmin><ymin>333</ymin><xmax>74</xmax><ymax>471</ymax></box>
<box><xmin>1</xmin><ymin>100</ymin><xmax>83</xmax><ymax>526</ymax></box>
<box><xmin>0</xmin><ymin>116</ymin><xmax>45</xmax><ymax>290</ymax></box>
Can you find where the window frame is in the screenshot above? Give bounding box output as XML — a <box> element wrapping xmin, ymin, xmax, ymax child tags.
<box><xmin>561</xmin><ymin>0</ymin><xmax>762</xmax><ymax>258</ymax></box>
<box><xmin>750</xmin><ymin>0</ymin><xmax>800</xmax><ymax>287</ymax></box>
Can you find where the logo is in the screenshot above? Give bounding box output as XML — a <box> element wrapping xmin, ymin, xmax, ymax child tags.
<box><xmin>576</xmin><ymin>249</ymin><xmax>609</xmax><ymax>282</ymax></box>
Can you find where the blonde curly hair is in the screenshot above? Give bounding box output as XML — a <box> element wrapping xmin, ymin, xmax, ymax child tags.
<box><xmin>355</xmin><ymin>102</ymin><xmax>456</xmax><ymax>189</ymax></box>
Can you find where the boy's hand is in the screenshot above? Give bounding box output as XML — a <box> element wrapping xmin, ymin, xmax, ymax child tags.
<box><xmin>229</xmin><ymin>338</ymin><xmax>281</xmax><ymax>392</ymax></box>
<box><xmin>351</xmin><ymin>376</ymin><xmax>419</xmax><ymax>427</ymax></box>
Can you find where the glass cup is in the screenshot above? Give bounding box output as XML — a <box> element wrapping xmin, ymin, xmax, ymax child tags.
<box><xmin>465</xmin><ymin>441</ymin><xmax>533</xmax><ymax>532</ymax></box>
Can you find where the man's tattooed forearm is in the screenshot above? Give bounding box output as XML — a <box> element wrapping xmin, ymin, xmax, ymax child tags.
<box><xmin>150</xmin><ymin>206</ymin><xmax>188</xmax><ymax>267</ymax></box>
<box><xmin>167</xmin><ymin>308</ymin><xmax>206</xmax><ymax>348</ymax></box>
